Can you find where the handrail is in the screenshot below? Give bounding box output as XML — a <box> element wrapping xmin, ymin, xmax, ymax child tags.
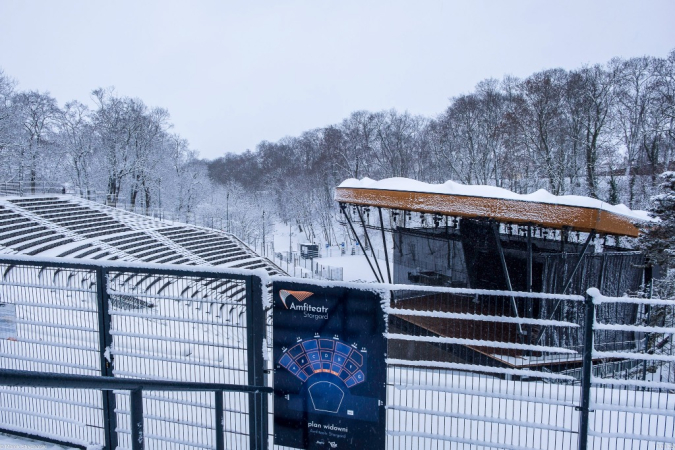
<box><xmin>0</xmin><ymin>369</ymin><xmax>270</xmax><ymax>450</ymax></box>
<box><xmin>0</xmin><ymin>368</ymin><xmax>271</xmax><ymax>393</ymax></box>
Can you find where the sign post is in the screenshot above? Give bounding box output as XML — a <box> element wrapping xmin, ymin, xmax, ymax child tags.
<box><xmin>273</xmin><ymin>282</ymin><xmax>386</xmax><ymax>450</ymax></box>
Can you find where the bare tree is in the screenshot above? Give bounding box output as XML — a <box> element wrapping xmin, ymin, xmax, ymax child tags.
<box><xmin>336</xmin><ymin>111</ymin><xmax>378</xmax><ymax>179</ymax></box>
<box><xmin>13</xmin><ymin>90</ymin><xmax>61</xmax><ymax>192</ymax></box>
<box><xmin>372</xmin><ymin>110</ymin><xmax>426</xmax><ymax>179</ymax></box>
<box><xmin>612</xmin><ymin>57</ymin><xmax>660</xmax><ymax>206</ymax></box>
<box><xmin>0</xmin><ymin>69</ymin><xmax>19</xmax><ymax>180</ymax></box>
<box><xmin>515</xmin><ymin>69</ymin><xmax>570</xmax><ymax>194</ymax></box>
<box><xmin>577</xmin><ymin>64</ymin><xmax>618</xmax><ymax>199</ymax></box>
<box><xmin>58</xmin><ymin>101</ymin><xmax>96</xmax><ymax>195</ymax></box>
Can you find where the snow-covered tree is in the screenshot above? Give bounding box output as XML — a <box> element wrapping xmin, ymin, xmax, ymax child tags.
<box><xmin>0</xmin><ymin>70</ymin><xmax>19</xmax><ymax>181</ymax></box>
<box><xmin>637</xmin><ymin>171</ymin><xmax>675</xmax><ymax>383</ymax></box>
<box><xmin>13</xmin><ymin>90</ymin><xmax>61</xmax><ymax>191</ymax></box>
<box><xmin>57</xmin><ymin>101</ymin><xmax>97</xmax><ymax>195</ymax></box>
<box><xmin>161</xmin><ymin>135</ymin><xmax>211</xmax><ymax>216</ymax></box>
<box><xmin>640</xmin><ymin>171</ymin><xmax>675</xmax><ymax>296</ymax></box>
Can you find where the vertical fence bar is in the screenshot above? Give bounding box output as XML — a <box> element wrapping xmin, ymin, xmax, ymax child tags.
<box><xmin>129</xmin><ymin>388</ymin><xmax>144</xmax><ymax>450</ymax></box>
<box><xmin>578</xmin><ymin>293</ymin><xmax>595</xmax><ymax>450</ymax></box>
<box><xmin>246</xmin><ymin>275</ymin><xmax>268</xmax><ymax>450</ymax></box>
<box><xmin>215</xmin><ymin>390</ymin><xmax>224</xmax><ymax>450</ymax></box>
<box><xmin>96</xmin><ymin>267</ymin><xmax>118</xmax><ymax>450</ymax></box>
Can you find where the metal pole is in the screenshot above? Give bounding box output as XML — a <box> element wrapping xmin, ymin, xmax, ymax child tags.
<box><xmin>341</xmin><ymin>204</ymin><xmax>381</xmax><ymax>283</ymax></box>
<box><xmin>491</xmin><ymin>222</ymin><xmax>524</xmax><ymax>336</ymax></box>
<box><xmin>561</xmin><ymin>230</ymin><xmax>596</xmax><ymax>295</ymax></box>
<box><xmin>577</xmin><ymin>293</ymin><xmax>595</xmax><ymax>450</ymax></box>
<box><xmin>597</xmin><ymin>251</ymin><xmax>606</xmax><ymax>293</ymax></box>
<box><xmin>262</xmin><ymin>211</ymin><xmax>265</xmax><ymax>257</ymax></box>
<box><xmin>129</xmin><ymin>388</ymin><xmax>144</xmax><ymax>450</ymax></box>
<box><xmin>642</xmin><ymin>265</ymin><xmax>653</xmax><ymax>382</ymax></box>
<box><xmin>215</xmin><ymin>390</ymin><xmax>224</xmax><ymax>450</ymax></box>
<box><xmin>245</xmin><ymin>276</ymin><xmax>268</xmax><ymax>450</ymax></box>
<box><xmin>378</xmin><ymin>207</ymin><xmax>392</xmax><ymax>283</ymax></box>
<box><xmin>526</xmin><ymin>224</ymin><xmax>533</xmax><ymax>350</ymax></box>
<box><xmin>96</xmin><ymin>267</ymin><xmax>118</xmax><ymax>450</ymax></box>
<box><xmin>356</xmin><ymin>206</ymin><xmax>385</xmax><ymax>283</ymax></box>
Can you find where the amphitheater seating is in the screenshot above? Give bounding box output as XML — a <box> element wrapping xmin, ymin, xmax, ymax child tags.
<box><xmin>0</xmin><ymin>195</ymin><xmax>284</xmax><ymax>278</ymax></box>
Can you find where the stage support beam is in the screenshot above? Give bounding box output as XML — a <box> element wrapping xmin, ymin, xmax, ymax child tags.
<box><xmin>356</xmin><ymin>206</ymin><xmax>385</xmax><ymax>283</ymax></box>
<box><xmin>340</xmin><ymin>204</ymin><xmax>382</xmax><ymax>283</ymax></box>
<box><xmin>492</xmin><ymin>222</ymin><xmax>525</xmax><ymax>337</ymax></box>
<box><xmin>378</xmin><ymin>208</ymin><xmax>392</xmax><ymax>284</ymax></box>
<box><xmin>561</xmin><ymin>230</ymin><xmax>596</xmax><ymax>295</ymax></box>
<box><xmin>526</xmin><ymin>224</ymin><xmax>533</xmax><ymax>349</ymax></box>
<box><xmin>526</xmin><ymin>225</ymin><xmax>533</xmax><ymax>293</ymax></box>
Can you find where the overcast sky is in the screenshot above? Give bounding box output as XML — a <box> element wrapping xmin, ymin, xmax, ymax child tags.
<box><xmin>1</xmin><ymin>1</ymin><xmax>673</xmax><ymax>160</ymax></box>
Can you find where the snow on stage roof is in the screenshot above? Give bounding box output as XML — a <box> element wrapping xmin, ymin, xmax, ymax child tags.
<box><xmin>0</xmin><ymin>195</ymin><xmax>284</xmax><ymax>275</ymax></box>
<box><xmin>335</xmin><ymin>178</ymin><xmax>652</xmax><ymax>237</ymax></box>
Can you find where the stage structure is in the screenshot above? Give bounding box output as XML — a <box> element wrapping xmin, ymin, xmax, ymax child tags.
<box><xmin>335</xmin><ymin>178</ymin><xmax>653</xmax><ymax>371</ymax></box>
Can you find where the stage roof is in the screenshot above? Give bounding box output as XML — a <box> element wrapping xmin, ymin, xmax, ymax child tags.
<box><xmin>335</xmin><ymin>178</ymin><xmax>652</xmax><ymax>237</ymax></box>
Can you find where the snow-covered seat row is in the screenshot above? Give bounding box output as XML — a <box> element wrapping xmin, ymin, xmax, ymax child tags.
<box><xmin>0</xmin><ymin>195</ymin><xmax>284</xmax><ymax>279</ymax></box>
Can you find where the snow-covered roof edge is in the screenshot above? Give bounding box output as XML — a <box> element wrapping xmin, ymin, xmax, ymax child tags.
<box><xmin>338</xmin><ymin>177</ymin><xmax>653</xmax><ymax>222</ymax></box>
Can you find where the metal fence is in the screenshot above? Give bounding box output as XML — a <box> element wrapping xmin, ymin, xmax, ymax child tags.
<box><xmin>0</xmin><ymin>369</ymin><xmax>272</xmax><ymax>450</ymax></box>
<box><xmin>385</xmin><ymin>285</ymin><xmax>675</xmax><ymax>450</ymax></box>
<box><xmin>270</xmin><ymin>252</ymin><xmax>344</xmax><ymax>281</ymax></box>
<box><xmin>0</xmin><ymin>256</ymin><xmax>268</xmax><ymax>450</ymax></box>
<box><xmin>0</xmin><ymin>255</ymin><xmax>673</xmax><ymax>449</ymax></box>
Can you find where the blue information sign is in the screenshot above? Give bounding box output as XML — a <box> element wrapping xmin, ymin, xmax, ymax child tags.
<box><xmin>273</xmin><ymin>283</ymin><xmax>386</xmax><ymax>450</ymax></box>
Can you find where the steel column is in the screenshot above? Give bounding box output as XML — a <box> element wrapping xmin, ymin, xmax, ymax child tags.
<box><xmin>577</xmin><ymin>293</ymin><xmax>595</xmax><ymax>450</ymax></box>
<box><xmin>378</xmin><ymin>207</ymin><xmax>392</xmax><ymax>283</ymax></box>
<box><xmin>340</xmin><ymin>204</ymin><xmax>381</xmax><ymax>283</ymax></box>
<box><xmin>245</xmin><ymin>275</ymin><xmax>268</xmax><ymax>450</ymax></box>
<box><xmin>215</xmin><ymin>390</ymin><xmax>224</xmax><ymax>450</ymax></box>
<box><xmin>96</xmin><ymin>267</ymin><xmax>118</xmax><ymax>450</ymax></box>
<box><xmin>129</xmin><ymin>388</ymin><xmax>144</xmax><ymax>450</ymax></box>
<box><xmin>526</xmin><ymin>225</ymin><xmax>532</xmax><ymax>293</ymax></box>
<box><xmin>356</xmin><ymin>206</ymin><xmax>385</xmax><ymax>283</ymax></box>
<box><xmin>491</xmin><ymin>222</ymin><xmax>524</xmax><ymax>336</ymax></box>
<box><xmin>526</xmin><ymin>224</ymin><xmax>533</xmax><ymax>349</ymax></box>
<box><xmin>561</xmin><ymin>230</ymin><xmax>596</xmax><ymax>295</ymax></box>
<box><xmin>642</xmin><ymin>265</ymin><xmax>654</xmax><ymax>382</ymax></box>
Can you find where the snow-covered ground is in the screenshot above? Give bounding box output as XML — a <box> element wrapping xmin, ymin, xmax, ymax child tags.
<box><xmin>268</xmin><ymin>221</ymin><xmax>390</xmax><ymax>282</ymax></box>
<box><xmin>312</xmin><ymin>255</ymin><xmax>390</xmax><ymax>283</ymax></box>
<box><xmin>0</xmin><ymin>432</ymin><xmax>75</xmax><ymax>449</ymax></box>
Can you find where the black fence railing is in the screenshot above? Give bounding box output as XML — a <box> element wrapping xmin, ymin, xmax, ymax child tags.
<box><xmin>385</xmin><ymin>285</ymin><xmax>675</xmax><ymax>450</ymax></box>
<box><xmin>0</xmin><ymin>255</ymin><xmax>673</xmax><ymax>449</ymax></box>
<box><xmin>0</xmin><ymin>369</ymin><xmax>272</xmax><ymax>450</ymax></box>
<box><xmin>0</xmin><ymin>255</ymin><xmax>269</xmax><ymax>450</ymax></box>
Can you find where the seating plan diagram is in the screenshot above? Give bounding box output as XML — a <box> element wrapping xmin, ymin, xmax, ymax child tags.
<box><xmin>278</xmin><ymin>337</ymin><xmax>366</xmax><ymax>413</ymax></box>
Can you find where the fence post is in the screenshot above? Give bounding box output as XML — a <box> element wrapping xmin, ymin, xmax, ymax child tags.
<box><xmin>245</xmin><ymin>275</ymin><xmax>269</xmax><ymax>450</ymax></box>
<box><xmin>215</xmin><ymin>390</ymin><xmax>224</xmax><ymax>450</ymax></box>
<box><xmin>129</xmin><ymin>388</ymin><xmax>144</xmax><ymax>450</ymax></box>
<box><xmin>96</xmin><ymin>267</ymin><xmax>118</xmax><ymax>450</ymax></box>
<box><xmin>577</xmin><ymin>292</ymin><xmax>595</xmax><ymax>450</ymax></box>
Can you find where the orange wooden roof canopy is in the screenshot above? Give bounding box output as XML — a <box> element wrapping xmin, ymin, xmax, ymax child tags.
<box><xmin>335</xmin><ymin>186</ymin><xmax>642</xmax><ymax>238</ymax></box>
